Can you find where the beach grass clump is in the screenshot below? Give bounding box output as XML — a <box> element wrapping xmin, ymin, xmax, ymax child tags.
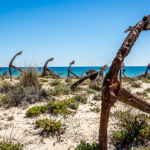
<box><xmin>73</xmin><ymin>94</ymin><xmax>87</xmax><ymax>104</ymax></box>
<box><xmin>75</xmin><ymin>140</ymin><xmax>100</xmax><ymax>150</ymax></box>
<box><xmin>25</xmin><ymin>100</ymin><xmax>76</xmax><ymax>117</ymax></box>
<box><xmin>90</xmin><ymin>107</ymin><xmax>101</xmax><ymax>112</ymax></box>
<box><xmin>0</xmin><ymin>81</ymin><xmax>15</xmax><ymax>93</ymax></box>
<box><xmin>0</xmin><ymin>94</ymin><xmax>11</xmax><ymax>106</ymax></box>
<box><xmin>131</xmin><ymin>82</ymin><xmax>141</xmax><ymax>88</ymax></box>
<box><xmin>40</xmin><ymin>79</ymin><xmax>49</xmax><ymax>82</ymax></box>
<box><xmin>93</xmin><ymin>93</ymin><xmax>101</xmax><ymax>100</ymax></box>
<box><xmin>0</xmin><ymin>86</ymin><xmax>53</xmax><ymax>108</ymax></box>
<box><xmin>35</xmin><ymin>119</ymin><xmax>66</xmax><ymax>137</ymax></box>
<box><xmin>111</xmin><ymin>111</ymin><xmax>150</xmax><ymax>146</ymax></box>
<box><xmin>87</xmin><ymin>89</ymin><xmax>96</xmax><ymax>94</ymax></box>
<box><xmin>66</xmin><ymin>98</ymin><xmax>79</xmax><ymax>110</ymax></box>
<box><xmin>50</xmin><ymin>80</ymin><xmax>60</xmax><ymax>86</ymax></box>
<box><xmin>89</xmin><ymin>81</ymin><xmax>102</xmax><ymax>91</ymax></box>
<box><xmin>136</xmin><ymin>91</ymin><xmax>148</xmax><ymax>97</ymax></box>
<box><xmin>19</xmin><ymin>67</ymin><xmax>42</xmax><ymax>89</ymax></box>
<box><xmin>40</xmin><ymin>88</ymin><xmax>51</xmax><ymax>97</ymax></box>
<box><xmin>144</xmin><ymin>88</ymin><xmax>150</xmax><ymax>93</ymax></box>
<box><xmin>0</xmin><ymin>141</ymin><xmax>23</xmax><ymax>150</ymax></box>
<box><xmin>50</xmin><ymin>84</ymin><xmax>71</xmax><ymax>96</ymax></box>
<box><xmin>65</xmin><ymin>77</ymin><xmax>72</xmax><ymax>83</ymax></box>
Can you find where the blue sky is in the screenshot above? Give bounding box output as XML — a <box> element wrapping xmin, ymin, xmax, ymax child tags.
<box><xmin>0</xmin><ymin>0</ymin><xmax>150</xmax><ymax>67</ymax></box>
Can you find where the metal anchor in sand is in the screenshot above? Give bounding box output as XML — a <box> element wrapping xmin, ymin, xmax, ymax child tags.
<box><xmin>67</xmin><ymin>60</ymin><xmax>79</xmax><ymax>78</ymax></box>
<box><xmin>99</xmin><ymin>14</ymin><xmax>150</xmax><ymax>150</ymax></box>
<box><xmin>9</xmin><ymin>51</ymin><xmax>23</xmax><ymax>79</ymax></box>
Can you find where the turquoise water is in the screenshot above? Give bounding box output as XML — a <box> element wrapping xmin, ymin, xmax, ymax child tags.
<box><xmin>0</xmin><ymin>66</ymin><xmax>147</xmax><ymax>78</ymax></box>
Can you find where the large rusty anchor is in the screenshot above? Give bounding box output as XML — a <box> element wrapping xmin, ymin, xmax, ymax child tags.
<box><xmin>67</xmin><ymin>60</ymin><xmax>79</xmax><ymax>78</ymax></box>
<box><xmin>9</xmin><ymin>51</ymin><xmax>23</xmax><ymax>79</ymax></box>
<box><xmin>145</xmin><ymin>63</ymin><xmax>150</xmax><ymax>77</ymax></box>
<box><xmin>70</xmin><ymin>69</ymin><xmax>100</xmax><ymax>90</ymax></box>
<box><xmin>42</xmin><ymin>58</ymin><xmax>57</xmax><ymax>76</ymax></box>
<box><xmin>99</xmin><ymin>14</ymin><xmax>150</xmax><ymax>150</ymax></box>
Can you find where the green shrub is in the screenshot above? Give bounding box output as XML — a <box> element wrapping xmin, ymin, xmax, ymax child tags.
<box><xmin>66</xmin><ymin>98</ymin><xmax>79</xmax><ymax>110</ymax></box>
<box><xmin>25</xmin><ymin>106</ymin><xmax>43</xmax><ymax>117</ymax></box>
<box><xmin>25</xmin><ymin>100</ymin><xmax>76</xmax><ymax>117</ymax></box>
<box><xmin>144</xmin><ymin>88</ymin><xmax>150</xmax><ymax>93</ymax></box>
<box><xmin>51</xmin><ymin>84</ymin><xmax>70</xmax><ymax>96</ymax></box>
<box><xmin>50</xmin><ymin>80</ymin><xmax>60</xmax><ymax>86</ymax></box>
<box><xmin>87</xmin><ymin>89</ymin><xmax>96</xmax><ymax>94</ymax></box>
<box><xmin>131</xmin><ymin>82</ymin><xmax>141</xmax><ymax>88</ymax></box>
<box><xmin>75</xmin><ymin>140</ymin><xmax>100</xmax><ymax>150</ymax></box>
<box><xmin>0</xmin><ymin>94</ymin><xmax>11</xmax><ymax>105</ymax></box>
<box><xmin>93</xmin><ymin>94</ymin><xmax>101</xmax><ymax>100</ymax></box>
<box><xmin>89</xmin><ymin>81</ymin><xmax>102</xmax><ymax>91</ymax></box>
<box><xmin>136</xmin><ymin>91</ymin><xmax>148</xmax><ymax>97</ymax></box>
<box><xmin>73</xmin><ymin>94</ymin><xmax>87</xmax><ymax>104</ymax></box>
<box><xmin>35</xmin><ymin>119</ymin><xmax>66</xmax><ymax>136</ymax></box>
<box><xmin>111</xmin><ymin>111</ymin><xmax>150</xmax><ymax>146</ymax></box>
<box><xmin>0</xmin><ymin>141</ymin><xmax>23</xmax><ymax>150</ymax></box>
<box><xmin>41</xmin><ymin>88</ymin><xmax>51</xmax><ymax>97</ymax></box>
<box><xmin>90</xmin><ymin>107</ymin><xmax>101</xmax><ymax>112</ymax></box>
<box><xmin>19</xmin><ymin>67</ymin><xmax>42</xmax><ymax>89</ymax></box>
<box><xmin>0</xmin><ymin>81</ymin><xmax>15</xmax><ymax>93</ymax></box>
<box><xmin>40</xmin><ymin>79</ymin><xmax>49</xmax><ymax>82</ymax></box>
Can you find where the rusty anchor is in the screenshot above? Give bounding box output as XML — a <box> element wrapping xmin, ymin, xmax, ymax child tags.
<box><xmin>67</xmin><ymin>60</ymin><xmax>79</xmax><ymax>78</ymax></box>
<box><xmin>9</xmin><ymin>51</ymin><xmax>23</xmax><ymax>79</ymax></box>
<box><xmin>99</xmin><ymin>14</ymin><xmax>150</xmax><ymax>150</ymax></box>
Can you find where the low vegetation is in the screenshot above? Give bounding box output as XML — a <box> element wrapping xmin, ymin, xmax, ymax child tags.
<box><xmin>131</xmin><ymin>82</ymin><xmax>141</xmax><ymax>88</ymax></box>
<box><xmin>75</xmin><ymin>140</ymin><xmax>100</xmax><ymax>150</ymax></box>
<box><xmin>93</xmin><ymin>94</ymin><xmax>101</xmax><ymax>100</ymax></box>
<box><xmin>90</xmin><ymin>107</ymin><xmax>101</xmax><ymax>112</ymax></box>
<box><xmin>136</xmin><ymin>91</ymin><xmax>148</xmax><ymax>97</ymax></box>
<box><xmin>40</xmin><ymin>79</ymin><xmax>49</xmax><ymax>82</ymax></box>
<box><xmin>89</xmin><ymin>78</ymin><xmax>102</xmax><ymax>91</ymax></box>
<box><xmin>111</xmin><ymin>110</ymin><xmax>150</xmax><ymax>146</ymax></box>
<box><xmin>50</xmin><ymin>84</ymin><xmax>71</xmax><ymax>96</ymax></box>
<box><xmin>0</xmin><ymin>141</ymin><xmax>23</xmax><ymax>150</ymax></box>
<box><xmin>35</xmin><ymin>119</ymin><xmax>66</xmax><ymax>137</ymax></box>
<box><xmin>50</xmin><ymin>80</ymin><xmax>60</xmax><ymax>86</ymax></box>
<box><xmin>26</xmin><ymin>100</ymin><xmax>76</xmax><ymax>117</ymax></box>
<box><xmin>73</xmin><ymin>94</ymin><xmax>87</xmax><ymax>104</ymax></box>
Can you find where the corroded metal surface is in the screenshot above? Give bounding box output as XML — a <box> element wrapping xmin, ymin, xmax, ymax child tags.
<box><xmin>9</xmin><ymin>51</ymin><xmax>23</xmax><ymax>79</ymax></box>
<box><xmin>86</xmin><ymin>69</ymin><xmax>98</xmax><ymax>81</ymax></box>
<box><xmin>67</xmin><ymin>60</ymin><xmax>79</xmax><ymax>78</ymax></box>
<box><xmin>99</xmin><ymin>65</ymin><xmax>107</xmax><ymax>78</ymax></box>
<box><xmin>99</xmin><ymin>14</ymin><xmax>150</xmax><ymax>150</ymax></box>
<box><xmin>70</xmin><ymin>70</ymin><xmax>100</xmax><ymax>90</ymax></box>
<box><xmin>43</xmin><ymin>58</ymin><xmax>54</xmax><ymax>76</ymax></box>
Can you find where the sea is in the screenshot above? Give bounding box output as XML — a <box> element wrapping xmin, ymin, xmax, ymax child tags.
<box><xmin>0</xmin><ymin>66</ymin><xmax>147</xmax><ymax>78</ymax></box>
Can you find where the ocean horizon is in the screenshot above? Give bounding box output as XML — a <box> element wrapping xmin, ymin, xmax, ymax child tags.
<box><xmin>0</xmin><ymin>66</ymin><xmax>148</xmax><ymax>78</ymax></box>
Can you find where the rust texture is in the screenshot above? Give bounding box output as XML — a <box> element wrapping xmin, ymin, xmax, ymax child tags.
<box><xmin>99</xmin><ymin>14</ymin><xmax>150</xmax><ymax>150</ymax></box>
<box><xmin>43</xmin><ymin>58</ymin><xmax>54</xmax><ymax>76</ymax></box>
<box><xmin>99</xmin><ymin>65</ymin><xmax>107</xmax><ymax>78</ymax></box>
<box><xmin>145</xmin><ymin>63</ymin><xmax>150</xmax><ymax>77</ymax></box>
<box><xmin>67</xmin><ymin>60</ymin><xmax>79</xmax><ymax>78</ymax></box>
<box><xmin>9</xmin><ymin>51</ymin><xmax>23</xmax><ymax>79</ymax></box>
<box><xmin>70</xmin><ymin>70</ymin><xmax>100</xmax><ymax>90</ymax></box>
<box><xmin>86</xmin><ymin>69</ymin><xmax>98</xmax><ymax>81</ymax></box>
